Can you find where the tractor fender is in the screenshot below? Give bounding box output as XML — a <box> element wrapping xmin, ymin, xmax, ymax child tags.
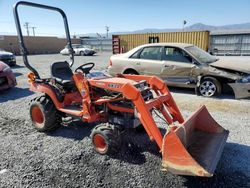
<box><xmin>30</xmin><ymin>83</ymin><xmax>63</xmax><ymax>109</ymax></box>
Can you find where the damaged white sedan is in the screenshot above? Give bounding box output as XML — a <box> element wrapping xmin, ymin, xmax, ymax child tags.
<box><xmin>108</xmin><ymin>43</ymin><xmax>250</xmax><ymax>99</ymax></box>
<box><xmin>210</xmin><ymin>59</ymin><xmax>250</xmax><ymax>99</ymax></box>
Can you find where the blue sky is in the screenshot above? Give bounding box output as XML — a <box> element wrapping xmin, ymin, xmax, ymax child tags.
<box><xmin>0</xmin><ymin>0</ymin><xmax>250</xmax><ymax>36</ymax></box>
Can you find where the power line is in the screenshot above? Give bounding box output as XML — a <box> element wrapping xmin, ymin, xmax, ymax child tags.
<box><xmin>0</xmin><ymin>20</ymin><xmax>114</xmax><ymax>32</ymax></box>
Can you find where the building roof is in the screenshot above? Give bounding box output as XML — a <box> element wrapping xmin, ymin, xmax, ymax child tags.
<box><xmin>139</xmin><ymin>42</ymin><xmax>193</xmax><ymax>48</ymax></box>
<box><xmin>210</xmin><ymin>30</ymin><xmax>250</xmax><ymax>36</ymax></box>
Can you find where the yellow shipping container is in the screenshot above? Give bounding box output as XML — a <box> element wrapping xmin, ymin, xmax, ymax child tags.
<box><xmin>113</xmin><ymin>31</ymin><xmax>210</xmax><ymax>53</ymax></box>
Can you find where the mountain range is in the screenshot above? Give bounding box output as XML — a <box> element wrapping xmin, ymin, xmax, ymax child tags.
<box><xmin>82</xmin><ymin>22</ymin><xmax>250</xmax><ymax>38</ymax></box>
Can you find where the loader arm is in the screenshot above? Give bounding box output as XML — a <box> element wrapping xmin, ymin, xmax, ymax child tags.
<box><xmin>87</xmin><ymin>75</ymin><xmax>185</xmax><ymax>150</ymax></box>
<box><xmin>120</xmin><ymin>76</ymin><xmax>185</xmax><ymax>150</ymax></box>
<box><xmin>88</xmin><ymin>74</ymin><xmax>229</xmax><ymax>177</ymax></box>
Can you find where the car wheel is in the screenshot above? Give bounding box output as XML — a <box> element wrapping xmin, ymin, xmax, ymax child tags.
<box><xmin>197</xmin><ymin>77</ymin><xmax>221</xmax><ymax>97</ymax></box>
<box><xmin>123</xmin><ymin>69</ymin><xmax>139</xmax><ymax>75</ymax></box>
<box><xmin>80</xmin><ymin>51</ymin><xmax>85</xmax><ymax>56</ymax></box>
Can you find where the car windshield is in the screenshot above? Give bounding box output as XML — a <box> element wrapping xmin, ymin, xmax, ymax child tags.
<box><xmin>81</xmin><ymin>45</ymin><xmax>91</xmax><ymax>49</ymax></box>
<box><xmin>64</xmin><ymin>44</ymin><xmax>84</xmax><ymax>49</ymax></box>
<box><xmin>185</xmin><ymin>46</ymin><xmax>217</xmax><ymax>63</ymax></box>
<box><xmin>72</xmin><ymin>44</ymin><xmax>81</xmax><ymax>48</ymax></box>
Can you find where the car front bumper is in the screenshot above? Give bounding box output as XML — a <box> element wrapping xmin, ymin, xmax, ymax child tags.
<box><xmin>85</xmin><ymin>50</ymin><xmax>96</xmax><ymax>55</ymax></box>
<box><xmin>107</xmin><ymin>66</ymin><xmax>116</xmax><ymax>76</ymax></box>
<box><xmin>0</xmin><ymin>58</ymin><xmax>16</xmax><ymax>66</ymax></box>
<box><xmin>228</xmin><ymin>83</ymin><xmax>250</xmax><ymax>99</ymax></box>
<box><xmin>0</xmin><ymin>72</ymin><xmax>17</xmax><ymax>91</ymax></box>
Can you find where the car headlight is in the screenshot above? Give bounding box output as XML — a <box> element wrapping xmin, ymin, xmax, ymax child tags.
<box><xmin>240</xmin><ymin>75</ymin><xmax>250</xmax><ymax>83</ymax></box>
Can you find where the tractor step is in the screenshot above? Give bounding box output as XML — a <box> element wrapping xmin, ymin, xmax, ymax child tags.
<box><xmin>59</xmin><ymin>105</ymin><xmax>83</xmax><ymax>117</ymax></box>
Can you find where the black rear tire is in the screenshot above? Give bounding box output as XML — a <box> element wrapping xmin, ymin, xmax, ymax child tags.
<box><xmin>30</xmin><ymin>95</ymin><xmax>61</xmax><ymax>132</ymax></box>
<box><xmin>91</xmin><ymin>124</ymin><xmax>121</xmax><ymax>155</ymax></box>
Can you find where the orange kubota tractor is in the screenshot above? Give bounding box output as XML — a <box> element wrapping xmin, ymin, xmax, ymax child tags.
<box><xmin>14</xmin><ymin>1</ymin><xmax>229</xmax><ymax>177</ymax></box>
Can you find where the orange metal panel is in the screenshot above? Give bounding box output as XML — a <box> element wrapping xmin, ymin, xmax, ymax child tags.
<box><xmin>162</xmin><ymin>105</ymin><xmax>229</xmax><ymax>177</ymax></box>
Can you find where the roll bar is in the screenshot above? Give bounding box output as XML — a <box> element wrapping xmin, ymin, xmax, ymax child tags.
<box><xmin>13</xmin><ymin>1</ymin><xmax>74</xmax><ymax>79</ymax></box>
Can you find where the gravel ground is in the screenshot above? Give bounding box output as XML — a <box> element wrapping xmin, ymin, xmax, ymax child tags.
<box><xmin>0</xmin><ymin>52</ymin><xmax>250</xmax><ymax>187</ymax></box>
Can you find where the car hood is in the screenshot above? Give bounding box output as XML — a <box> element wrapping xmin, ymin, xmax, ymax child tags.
<box><xmin>210</xmin><ymin>58</ymin><xmax>250</xmax><ymax>74</ymax></box>
<box><xmin>0</xmin><ymin>61</ymin><xmax>8</xmax><ymax>71</ymax></box>
<box><xmin>0</xmin><ymin>51</ymin><xmax>13</xmax><ymax>56</ymax></box>
<box><xmin>60</xmin><ymin>48</ymin><xmax>67</xmax><ymax>52</ymax></box>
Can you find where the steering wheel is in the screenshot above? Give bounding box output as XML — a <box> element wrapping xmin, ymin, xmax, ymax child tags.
<box><xmin>75</xmin><ymin>62</ymin><xmax>95</xmax><ymax>74</ymax></box>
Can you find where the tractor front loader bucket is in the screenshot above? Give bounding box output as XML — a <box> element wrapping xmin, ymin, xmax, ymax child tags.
<box><xmin>162</xmin><ymin>105</ymin><xmax>229</xmax><ymax>177</ymax></box>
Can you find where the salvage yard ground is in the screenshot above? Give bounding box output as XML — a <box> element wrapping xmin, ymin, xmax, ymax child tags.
<box><xmin>0</xmin><ymin>52</ymin><xmax>250</xmax><ymax>187</ymax></box>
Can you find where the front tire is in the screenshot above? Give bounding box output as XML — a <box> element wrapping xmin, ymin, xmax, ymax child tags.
<box><xmin>80</xmin><ymin>51</ymin><xmax>86</xmax><ymax>56</ymax></box>
<box><xmin>91</xmin><ymin>124</ymin><xmax>121</xmax><ymax>155</ymax></box>
<box><xmin>197</xmin><ymin>77</ymin><xmax>221</xmax><ymax>97</ymax></box>
<box><xmin>30</xmin><ymin>96</ymin><xmax>61</xmax><ymax>132</ymax></box>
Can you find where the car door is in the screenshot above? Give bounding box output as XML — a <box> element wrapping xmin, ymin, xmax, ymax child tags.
<box><xmin>129</xmin><ymin>46</ymin><xmax>164</xmax><ymax>76</ymax></box>
<box><xmin>161</xmin><ymin>46</ymin><xmax>198</xmax><ymax>87</ymax></box>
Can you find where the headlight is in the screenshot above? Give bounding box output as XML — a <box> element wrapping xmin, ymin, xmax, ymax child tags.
<box><xmin>240</xmin><ymin>75</ymin><xmax>250</xmax><ymax>83</ymax></box>
<box><xmin>3</xmin><ymin>66</ymin><xmax>12</xmax><ymax>73</ymax></box>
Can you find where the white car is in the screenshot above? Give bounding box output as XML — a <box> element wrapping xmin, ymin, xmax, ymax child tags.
<box><xmin>108</xmin><ymin>43</ymin><xmax>250</xmax><ymax>99</ymax></box>
<box><xmin>60</xmin><ymin>44</ymin><xmax>96</xmax><ymax>56</ymax></box>
<box><xmin>0</xmin><ymin>49</ymin><xmax>16</xmax><ymax>66</ymax></box>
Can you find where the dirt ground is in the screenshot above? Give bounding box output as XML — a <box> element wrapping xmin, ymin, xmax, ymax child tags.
<box><xmin>0</xmin><ymin>52</ymin><xmax>250</xmax><ymax>187</ymax></box>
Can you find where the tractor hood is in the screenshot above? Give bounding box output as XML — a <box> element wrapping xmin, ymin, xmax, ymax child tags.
<box><xmin>210</xmin><ymin>58</ymin><xmax>250</xmax><ymax>74</ymax></box>
<box><xmin>100</xmin><ymin>77</ymin><xmax>138</xmax><ymax>85</ymax></box>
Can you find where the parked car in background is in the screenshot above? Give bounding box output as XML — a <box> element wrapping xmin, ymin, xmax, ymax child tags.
<box><xmin>0</xmin><ymin>61</ymin><xmax>16</xmax><ymax>91</ymax></box>
<box><xmin>108</xmin><ymin>43</ymin><xmax>250</xmax><ymax>99</ymax></box>
<box><xmin>60</xmin><ymin>44</ymin><xmax>96</xmax><ymax>56</ymax></box>
<box><xmin>0</xmin><ymin>49</ymin><xmax>16</xmax><ymax>66</ymax></box>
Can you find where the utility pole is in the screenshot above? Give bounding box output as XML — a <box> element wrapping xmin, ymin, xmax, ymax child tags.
<box><xmin>105</xmin><ymin>26</ymin><xmax>109</xmax><ymax>38</ymax></box>
<box><xmin>23</xmin><ymin>22</ymin><xmax>30</xmax><ymax>36</ymax></box>
<box><xmin>31</xmin><ymin>26</ymin><xmax>36</xmax><ymax>36</ymax></box>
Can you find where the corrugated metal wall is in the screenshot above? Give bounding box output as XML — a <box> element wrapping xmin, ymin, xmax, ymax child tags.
<box><xmin>114</xmin><ymin>31</ymin><xmax>210</xmax><ymax>52</ymax></box>
<box><xmin>210</xmin><ymin>34</ymin><xmax>250</xmax><ymax>55</ymax></box>
<box><xmin>81</xmin><ymin>38</ymin><xmax>112</xmax><ymax>51</ymax></box>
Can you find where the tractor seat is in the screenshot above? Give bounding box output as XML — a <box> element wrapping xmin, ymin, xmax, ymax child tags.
<box><xmin>51</xmin><ymin>61</ymin><xmax>75</xmax><ymax>88</ymax></box>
